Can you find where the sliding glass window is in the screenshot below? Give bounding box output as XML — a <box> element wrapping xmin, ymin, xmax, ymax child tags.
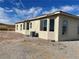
<box><xmin>50</xmin><ymin>19</ymin><xmax>54</xmax><ymax>31</ymax></box>
<box><xmin>23</xmin><ymin>23</ymin><xmax>25</xmax><ymax>30</ymax></box>
<box><xmin>27</xmin><ymin>23</ymin><xmax>29</xmax><ymax>30</ymax></box>
<box><xmin>40</xmin><ymin>20</ymin><xmax>47</xmax><ymax>31</ymax></box>
<box><xmin>20</xmin><ymin>24</ymin><xmax>22</xmax><ymax>30</ymax></box>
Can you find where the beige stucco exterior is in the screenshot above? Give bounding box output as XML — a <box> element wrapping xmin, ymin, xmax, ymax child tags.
<box><xmin>15</xmin><ymin>17</ymin><xmax>56</xmax><ymax>40</ymax></box>
<box><xmin>58</xmin><ymin>15</ymin><xmax>79</xmax><ymax>41</ymax></box>
<box><xmin>15</xmin><ymin>11</ymin><xmax>79</xmax><ymax>41</ymax></box>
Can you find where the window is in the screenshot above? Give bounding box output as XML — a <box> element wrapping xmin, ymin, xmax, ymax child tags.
<box><xmin>78</xmin><ymin>26</ymin><xmax>79</xmax><ymax>34</ymax></box>
<box><xmin>50</xmin><ymin>19</ymin><xmax>54</xmax><ymax>31</ymax></box>
<box><xmin>17</xmin><ymin>25</ymin><xmax>18</xmax><ymax>30</ymax></box>
<box><xmin>23</xmin><ymin>23</ymin><xmax>25</xmax><ymax>30</ymax></box>
<box><xmin>62</xmin><ymin>20</ymin><xmax>68</xmax><ymax>35</ymax></box>
<box><xmin>40</xmin><ymin>20</ymin><xmax>47</xmax><ymax>31</ymax></box>
<box><xmin>30</xmin><ymin>23</ymin><xmax>32</xmax><ymax>28</ymax></box>
<box><xmin>27</xmin><ymin>22</ymin><xmax>29</xmax><ymax>30</ymax></box>
<box><xmin>20</xmin><ymin>24</ymin><xmax>22</xmax><ymax>30</ymax></box>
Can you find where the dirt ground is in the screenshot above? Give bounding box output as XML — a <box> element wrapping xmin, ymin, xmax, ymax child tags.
<box><xmin>0</xmin><ymin>31</ymin><xmax>79</xmax><ymax>59</ymax></box>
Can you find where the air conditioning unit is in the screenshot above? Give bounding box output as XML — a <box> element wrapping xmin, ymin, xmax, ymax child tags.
<box><xmin>35</xmin><ymin>33</ymin><xmax>38</xmax><ymax>37</ymax></box>
<box><xmin>30</xmin><ymin>31</ymin><xmax>36</xmax><ymax>37</ymax></box>
<box><xmin>30</xmin><ymin>31</ymin><xmax>39</xmax><ymax>37</ymax></box>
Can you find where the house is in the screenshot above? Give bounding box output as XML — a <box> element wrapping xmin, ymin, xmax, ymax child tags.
<box><xmin>15</xmin><ymin>11</ymin><xmax>79</xmax><ymax>41</ymax></box>
<box><xmin>0</xmin><ymin>23</ymin><xmax>15</xmax><ymax>31</ymax></box>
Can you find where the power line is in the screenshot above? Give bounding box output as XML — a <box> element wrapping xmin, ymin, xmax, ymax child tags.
<box><xmin>19</xmin><ymin>0</ymin><xmax>25</xmax><ymax>9</ymax></box>
<box><xmin>9</xmin><ymin>0</ymin><xmax>25</xmax><ymax>9</ymax></box>
<box><xmin>8</xmin><ymin>0</ymin><xmax>26</xmax><ymax>19</ymax></box>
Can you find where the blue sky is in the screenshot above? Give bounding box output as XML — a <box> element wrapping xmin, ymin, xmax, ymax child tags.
<box><xmin>0</xmin><ymin>0</ymin><xmax>79</xmax><ymax>24</ymax></box>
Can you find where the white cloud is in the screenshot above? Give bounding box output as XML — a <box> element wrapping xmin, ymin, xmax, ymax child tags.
<box><xmin>4</xmin><ymin>7</ymin><xmax>13</xmax><ymax>12</ymax></box>
<box><xmin>0</xmin><ymin>0</ymin><xmax>4</xmax><ymax>2</ymax></box>
<box><xmin>77</xmin><ymin>15</ymin><xmax>79</xmax><ymax>16</ymax></box>
<box><xmin>0</xmin><ymin>7</ymin><xmax>13</xmax><ymax>24</ymax></box>
<box><xmin>0</xmin><ymin>7</ymin><xmax>43</xmax><ymax>24</ymax></box>
<box><xmin>0</xmin><ymin>19</ymin><xmax>11</xmax><ymax>24</ymax></box>
<box><xmin>5</xmin><ymin>9</ymin><xmax>13</xmax><ymax>12</ymax></box>
<box><xmin>60</xmin><ymin>6</ymin><xmax>74</xmax><ymax>11</ymax></box>
<box><xmin>0</xmin><ymin>5</ymin><xmax>79</xmax><ymax>24</ymax></box>
<box><xmin>43</xmin><ymin>5</ymin><xmax>79</xmax><ymax>14</ymax></box>
<box><xmin>13</xmin><ymin>7</ymin><xmax>43</xmax><ymax>19</ymax></box>
<box><xmin>26</xmin><ymin>7</ymin><xmax>43</xmax><ymax>19</ymax></box>
<box><xmin>43</xmin><ymin>7</ymin><xmax>58</xmax><ymax>14</ymax></box>
<box><xmin>60</xmin><ymin>5</ymin><xmax>79</xmax><ymax>11</ymax></box>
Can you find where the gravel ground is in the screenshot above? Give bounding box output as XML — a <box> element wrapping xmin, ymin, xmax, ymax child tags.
<box><xmin>0</xmin><ymin>31</ymin><xmax>79</xmax><ymax>59</ymax></box>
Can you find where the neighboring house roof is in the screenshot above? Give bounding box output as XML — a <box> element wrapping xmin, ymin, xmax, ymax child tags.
<box><xmin>0</xmin><ymin>23</ymin><xmax>8</xmax><ymax>25</ymax></box>
<box><xmin>16</xmin><ymin>11</ymin><xmax>79</xmax><ymax>24</ymax></box>
<box><xmin>0</xmin><ymin>23</ymin><xmax>15</xmax><ymax>31</ymax></box>
<box><xmin>0</xmin><ymin>23</ymin><xmax>14</xmax><ymax>25</ymax></box>
<box><xmin>0</xmin><ymin>23</ymin><xmax>15</xmax><ymax>27</ymax></box>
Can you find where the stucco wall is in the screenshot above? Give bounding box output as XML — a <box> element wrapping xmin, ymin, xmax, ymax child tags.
<box><xmin>29</xmin><ymin>20</ymin><xmax>40</xmax><ymax>33</ymax></box>
<box><xmin>29</xmin><ymin>18</ymin><xmax>52</xmax><ymax>40</ymax></box>
<box><xmin>59</xmin><ymin>15</ymin><xmax>79</xmax><ymax>41</ymax></box>
<box><xmin>15</xmin><ymin>17</ymin><xmax>56</xmax><ymax>41</ymax></box>
<box><xmin>15</xmin><ymin>14</ymin><xmax>79</xmax><ymax>41</ymax></box>
<box><xmin>15</xmin><ymin>23</ymin><xmax>29</xmax><ymax>35</ymax></box>
<box><xmin>39</xmin><ymin>31</ymin><xmax>48</xmax><ymax>40</ymax></box>
<box><xmin>48</xmin><ymin>32</ymin><xmax>55</xmax><ymax>40</ymax></box>
<box><xmin>54</xmin><ymin>16</ymin><xmax>60</xmax><ymax>41</ymax></box>
<box><xmin>38</xmin><ymin>18</ymin><xmax>55</xmax><ymax>40</ymax></box>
